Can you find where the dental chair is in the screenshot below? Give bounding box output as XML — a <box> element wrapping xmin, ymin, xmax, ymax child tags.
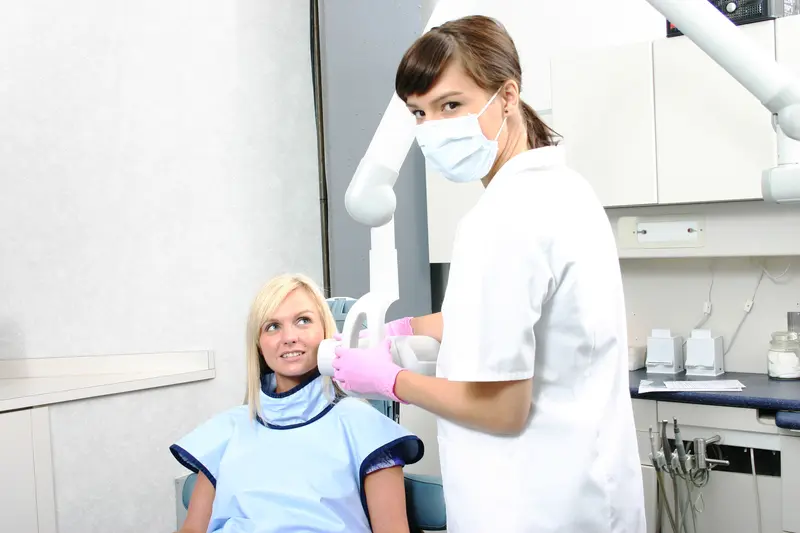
<box><xmin>175</xmin><ymin>298</ymin><xmax>447</xmax><ymax>532</ymax></box>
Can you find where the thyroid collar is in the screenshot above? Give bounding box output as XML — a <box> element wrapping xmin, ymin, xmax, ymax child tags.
<box><xmin>258</xmin><ymin>370</ymin><xmax>332</xmax><ymax>429</ymax></box>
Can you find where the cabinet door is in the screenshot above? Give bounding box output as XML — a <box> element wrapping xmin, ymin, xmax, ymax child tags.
<box><xmin>632</xmin><ymin>399</ymin><xmax>658</xmax><ymax>464</ymax></box>
<box><xmin>781</xmin><ymin>435</ymin><xmax>800</xmax><ymax>533</ymax></box>
<box><xmin>425</xmin><ymin>163</ymin><xmax>484</xmax><ymax>264</ymax></box>
<box><xmin>777</xmin><ymin>15</ymin><xmax>800</xmax><ymax>80</ymax></box>
<box><xmin>653</xmin><ymin>21</ymin><xmax>777</xmax><ymax>204</ymax></box>
<box><xmin>641</xmin><ymin>465</ymin><xmax>658</xmax><ymax>533</ymax></box>
<box><xmin>0</xmin><ymin>410</ymin><xmax>38</xmax><ymax>532</ymax></box>
<box><xmin>551</xmin><ymin>41</ymin><xmax>658</xmax><ymax>207</ymax></box>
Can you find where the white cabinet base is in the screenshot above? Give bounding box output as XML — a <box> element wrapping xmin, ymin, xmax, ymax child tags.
<box><xmin>657</xmin><ymin>470</ymin><xmax>782</xmax><ymax>533</ymax></box>
<box><xmin>642</xmin><ymin>464</ymin><xmax>658</xmax><ymax>533</ymax></box>
<box><xmin>0</xmin><ymin>409</ymin><xmax>39</xmax><ymax>532</ymax></box>
<box><xmin>0</xmin><ymin>407</ymin><xmax>57</xmax><ymax>533</ymax></box>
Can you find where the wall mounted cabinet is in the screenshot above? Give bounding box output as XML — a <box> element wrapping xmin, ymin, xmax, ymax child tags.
<box><xmin>425</xmin><ymin>164</ymin><xmax>484</xmax><ymax>264</ymax></box>
<box><xmin>551</xmin><ymin>41</ymin><xmax>659</xmax><ymax>207</ymax></box>
<box><xmin>653</xmin><ymin>20</ymin><xmax>777</xmax><ymax>204</ymax></box>
<box><xmin>425</xmin><ymin>15</ymin><xmax>800</xmax><ymax>261</ymax></box>
<box><xmin>550</xmin><ymin>20</ymin><xmax>780</xmax><ymax>208</ymax></box>
<box><xmin>777</xmin><ymin>14</ymin><xmax>800</xmax><ymax>91</ymax></box>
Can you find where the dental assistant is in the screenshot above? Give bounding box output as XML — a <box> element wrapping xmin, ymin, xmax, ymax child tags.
<box><xmin>332</xmin><ymin>15</ymin><xmax>646</xmax><ymax>533</ymax></box>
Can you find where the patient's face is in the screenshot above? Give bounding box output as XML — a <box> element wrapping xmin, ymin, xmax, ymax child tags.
<box><xmin>259</xmin><ymin>288</ymin><xmax>324</xmax><ymax>392</ymax></box>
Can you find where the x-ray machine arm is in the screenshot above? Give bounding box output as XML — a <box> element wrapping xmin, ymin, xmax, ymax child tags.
<box><xmin>332</xmin><ymin>0</ymin><xmax>482</xmax><ymax>354</ymax></box>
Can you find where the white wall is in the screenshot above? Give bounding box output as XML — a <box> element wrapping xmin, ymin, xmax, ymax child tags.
<box><xmin>0</xmin><ymin>1</ymin><xmax>322</xmax><ymax>531</ymax></box>
<box><xmin>623</xmin><ymin>257</ymin><xmax>799</xmax><ymax>373</ymax></box>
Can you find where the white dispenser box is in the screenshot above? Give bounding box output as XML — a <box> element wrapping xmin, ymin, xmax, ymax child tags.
<box><xmin>646</xmin><ymin>329</ymin><xmax>684</xmax><ymax>375</ymax></box>
<box><xmin>685</xmin><ymin>329</ymin><xmax>724</xmax><ymax>377</ymax></box>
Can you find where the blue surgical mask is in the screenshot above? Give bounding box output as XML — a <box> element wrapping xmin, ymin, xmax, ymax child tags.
<box><xmin>414</xmin><ymin>88</ymin><xmax>507</xmax><ymax>183</ymax></box>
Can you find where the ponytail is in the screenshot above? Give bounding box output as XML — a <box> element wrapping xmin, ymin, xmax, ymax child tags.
<box><xmin>520</xmin><ymin>100</ymin><xmax>560</xmax><ymax>149</ymax></box>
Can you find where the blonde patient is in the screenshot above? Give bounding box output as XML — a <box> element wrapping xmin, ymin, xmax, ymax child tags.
<box><xmin>170</xmin><ymin>273</ymin><xmax>424</xmax><ymax>533</ymax></box>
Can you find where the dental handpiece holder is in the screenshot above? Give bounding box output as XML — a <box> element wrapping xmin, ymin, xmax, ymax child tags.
<box><xmin>649</xmin><ymin>418</ymin><xmax>730</xmax><ymax>474</ymax></box>
<box><xmin>693</xmin><ymin>434</ymin><xmax>729</xmax><ymax>470</ymax></box>
<box><xmin>685</xmin><ymin>329</ymin><xmax>724</xmax><ymax>377</ymax></box>
<box><xmin>646</xmin><ymin>329</ymin><xmax>685</xmax><ymax>375</ymax></box>
<box><xmin>317</xmin><ymin>296</ymin><xmax>440</xmax><ymax>401</ymax></box>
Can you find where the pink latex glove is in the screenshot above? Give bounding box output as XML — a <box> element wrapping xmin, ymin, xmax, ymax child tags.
<box><xmin>333</xmin><ymin>316</ymin><xmax>414</xmax><ymax>341</ymax></box>
<box><xmin>332</xmin><ymin>338</ymin><xmax>406</xmax><ymax>403</ymax></box>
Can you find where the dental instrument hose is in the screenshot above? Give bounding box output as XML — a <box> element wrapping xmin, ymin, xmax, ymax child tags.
<box><xmin>674</xmin><ymin>419</ymin><xmax>688</xmax><ymax>475</ymax></box>
<box><xmin>650</xmin><ymin>427</ymin><xmax>680</xmax><ymax>533</ymax></box>
<box><xmin>684</xmin><ymin>477</ymin><xmax>699</xmax><ymax>533</ymax></box>
<box><xmin>659</xmin><ymin>420</ymin><xmax>682</xmax><ymax>530</ymax></box>
<box><xmin>655</xmin><ymin>469</ymin><xmax>680</xmax><ymax>533</ymax></box>
<box><xmin>673</xmin><ymin>418</ymin><xmax>689</xmax><ymax>532</ymax></box>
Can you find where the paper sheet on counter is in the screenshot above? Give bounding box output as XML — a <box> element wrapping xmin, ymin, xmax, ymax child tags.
<box><xmin>638</xmin><ymin>379</ymin><xmax>745</xmax><ymax>394</ymax></box>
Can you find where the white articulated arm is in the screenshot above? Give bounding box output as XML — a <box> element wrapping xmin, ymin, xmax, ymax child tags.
<box><xmin>336</xmin><ymin>0</ymin><xmax>481</xmax><ymax>348</ymax></box>
<box><xmin>644</xmin><ymin>0</ymin><xmax>800</xmax><ymax>203</ymax></box>
<box><xmin>343</xmin><ymin>0</ymin><xmax>482</xmax><ymax>323</ymax></box>
<box><xmin>317</xmin><ymin>0</ymin><xmax>481</xmax><ymax>395</ymax></box>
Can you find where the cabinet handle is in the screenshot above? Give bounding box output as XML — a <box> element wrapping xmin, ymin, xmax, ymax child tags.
<box><xmin>756</xmin><ymin>410</ymin><xmax>776</xmax><ymax>427</ymax></box>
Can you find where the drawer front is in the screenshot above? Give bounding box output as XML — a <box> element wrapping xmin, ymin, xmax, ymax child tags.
<box><xmin>657</xmin><ymin>402</ymin><xmax>778</xmax><ymax>435</ymax></box>
<box><xmin>633</xmin><ymin>399</ymin><xmax>658</xmax><ymax>465</ymax></box>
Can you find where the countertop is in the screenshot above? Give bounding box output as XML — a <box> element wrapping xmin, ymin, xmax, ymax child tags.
<box><xmin>0</xmin><ymin>350</ymin><xmax>215</xmax><ymax>412</ymax></box>
<box><xmin>629</xmin><ymin>369</ymin><xmax>800</xmax><ymax>430</ymax></box>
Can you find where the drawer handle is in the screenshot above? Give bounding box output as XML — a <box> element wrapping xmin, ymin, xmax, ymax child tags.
<box><xmin>756</xmin><ymin>410</ymin><xmax>776</xmax><ymax>427</ymax></box>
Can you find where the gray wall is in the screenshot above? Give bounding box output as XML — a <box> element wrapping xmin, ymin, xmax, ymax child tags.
<box><xmin>320</xmin><ymin>0</ymin><xmax>434</xmax><ymax>319</ymax></box>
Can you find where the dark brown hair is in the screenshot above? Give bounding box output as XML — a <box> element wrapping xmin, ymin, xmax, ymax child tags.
<box><xmin>395</xmin><ymin>15</ymin><xmax>559</xmax><ymax>149</ymax></box>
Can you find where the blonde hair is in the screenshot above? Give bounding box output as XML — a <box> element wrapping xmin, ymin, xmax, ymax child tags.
<box><xmin>245</xmin><ymin>273</ymin><xmax>344</xmax><ymax>422</ymax></box>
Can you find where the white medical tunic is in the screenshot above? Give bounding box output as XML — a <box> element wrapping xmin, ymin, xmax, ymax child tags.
<box><xmin>436</xmin><ymin>146</ymin><xmax>645</xmax><ymax>533</ymax></box>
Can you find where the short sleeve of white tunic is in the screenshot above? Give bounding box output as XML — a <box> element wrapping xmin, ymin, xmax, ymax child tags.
<box><xmin>437</xmin><ymin>153</ymin><xmax>559</xmax><ymax>383</ymax></box>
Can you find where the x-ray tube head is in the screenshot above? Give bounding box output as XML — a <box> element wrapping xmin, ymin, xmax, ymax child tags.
<box><xmin>317</xmin><ymin>335</ymin><xmax>440</xmax><ymax>400</ymax></box>
<box><xmin>345</xmin><ymin>156</ymin><xmax>401</xmax><ymax>228</ymax></box>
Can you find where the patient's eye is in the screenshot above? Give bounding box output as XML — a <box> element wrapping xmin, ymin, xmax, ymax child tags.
<box><xmin>297</xmin><ymin>316</ymin><xmax>312</xmax><ymax>326</ymax></box>
<box><xmin>264</xmin><ymin>323</ymin><xmax>278</xmax><ymax>333</ymax></box>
